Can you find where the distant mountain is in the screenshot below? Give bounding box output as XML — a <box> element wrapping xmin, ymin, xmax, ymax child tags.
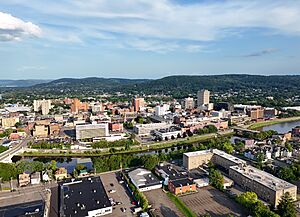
<box><xmin>0</xmin><ymin>79</ymin><xmax>51</xmax><ymax>87</ymax></box>
<box><xmin>135</xmin><ymin>74</ymin><xmax>300</xmax><ymax>91</ymax></box>
<box><xmin>34</xmin><ymin>77</ymin><xmax>149</xmax><ymax>89</ymax></box>
<box><xmin>3</xmin><ymin>75</ymin><xmax>300</xmax><ymax>99</ymax></box>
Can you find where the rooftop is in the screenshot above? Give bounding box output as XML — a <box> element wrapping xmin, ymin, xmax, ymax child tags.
<box><xmin>128</xmin><ymin>168</ymin><xmax>161</xmax><ymax>188</ymax></box>
<box><xmin>156</xmin><ymin>164</ymin><xmax>188</xmax><ymax>181</ymax></box>
<box><xmin>230</xmin><ymin>165</ymin><xmax>296</xmax><ymax>191</ymax></box>
<box><xmin>170</xmin><ymin>178</ymin><xmax>194</xmax><ymax>187</ymax></box>
<box><xmin>212</xmin><ymin>149</ymin><xmax>247</xmax><ymax>165</ymax></box>
<box><xmin>0</xmin><ymin>200</ymin><xmax>44</xmax><ymax>217</ymax></box>
<box><xmin>183</xmin><ymin>149</ymin><xmax>212</xmax><ymax>157</ymax></box>
<box><xmin>60</xmin><ymin>176</ymin><xmax>111</xmax><ymax>217</ymax></box>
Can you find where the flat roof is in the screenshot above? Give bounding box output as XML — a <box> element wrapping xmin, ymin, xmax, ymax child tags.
<box><xmin>128</xmin><ymin>168</ymin><xmax>161</xmax><ymax>188</ymax></box>
<box><xmin>212</xmin><ymin>149</ymin><xmax>247</xmax><ymax>165</ymax></box>
<box><xmin>230</xmin><ymin>165</ymin><xmax>296</xmax><ymax>191</ymax></box>
<box><xmin>60</xmin><ymin>176</ymin><xmax>111</xmax><ymax>217</ymax></box>
<box><xmin>0</xmin><ymin>200</ymin><xmax>44</xmax><ymax>217</ymax></box>
<box><xmin>183</xmin><ymin>149</ymin><xmax>212</xmax><ymax>157</ymax></box>
<box><xmin>157</xmin><ymin>164</ymin><xmax>188</xmax><ymax>181</ymax></box>
<box><xmin>170</xmin><ymin>178</ymin><xmax>194</xmax><ymax>187</ymax></box>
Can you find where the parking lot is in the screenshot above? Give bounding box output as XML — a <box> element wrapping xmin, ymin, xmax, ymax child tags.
<box><xmin>144</xmin><ymin>189</ymin><xmax>184</xmax><ymax>217</ymax></box>
<box><xmin>100</xmin><ymin>172</ymin><xmax>135</xmax><ymax>217</ymax></box>
<box><xmin>180</xmin><ymin>186</ymin><xmax>248</xmax><ymax>217</ymax></box>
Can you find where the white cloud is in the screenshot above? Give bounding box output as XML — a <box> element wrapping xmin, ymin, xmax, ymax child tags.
<box><xmin>3</xmin><ymin>0</ymin><xmax>300</xmax><ymax>51</ymax></box>
<box><xmin>0</xmin><ymin>12</ymin><xmax>42</xmax><ymax>41</ymax></box>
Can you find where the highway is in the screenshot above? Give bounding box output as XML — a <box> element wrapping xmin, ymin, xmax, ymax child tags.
<box><xmin>0</xmin><ymin>138</ymin><xmax>30</xmax><ymax>162</ymax></box>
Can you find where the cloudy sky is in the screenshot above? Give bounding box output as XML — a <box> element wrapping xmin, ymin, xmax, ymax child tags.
<box><xmin>0</xmin><ymin>0</ymin><xmax>300</xmax><ymax>79</ymax></box>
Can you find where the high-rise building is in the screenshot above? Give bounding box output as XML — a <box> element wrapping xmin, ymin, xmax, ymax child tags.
<box><xmin>184</xmin><ymin>97</ymin><xmax>194</xmax><ymax>110</ymax></box>
<box><xmin>71</xmin><ymin>98</ymin><xmax>89</xmax><ymax>114</ymax></box>
<box><xmin>132</xmin><ymin>97</ymin><xmax>145</xmax><ymax>112</ymax></box>
<box><xmin>197</xmin><ymin>90</ymin><xmax>210</xmax><ymax>107</ymax></box>
<box><xmin>33</xmin><ymin>99</ymin><xmax>51</xmax><ymax>115</ymax></box>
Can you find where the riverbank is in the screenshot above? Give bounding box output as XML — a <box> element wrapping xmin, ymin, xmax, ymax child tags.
<box><xmin>21</xmin><ymin>131</ymin><xmax>233</xmax><ymax>158</ymax></box>
<box><xmin>248</xmin><ymin>116</ymin><xmax>300</xmax><ymax>130</ymax></box>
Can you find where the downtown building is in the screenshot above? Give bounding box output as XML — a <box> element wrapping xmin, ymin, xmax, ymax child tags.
<box><xmin>33</xmin><ymin>99</ymin><xmax>52</xmax><ymax>115</ymax></box>
<box><xmin>75</xmin><ymin>123</ymin><xmax>109</xmax><ymax>140</ymax></box>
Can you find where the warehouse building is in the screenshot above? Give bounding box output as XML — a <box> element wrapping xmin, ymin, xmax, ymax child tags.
<box><xmin>128</xmin><ymin>168</ymin><xmax>162</xmax><ymax>192</ymax></box>
<box><xmin>59</xmin><ymin>176</ymin><xmax>112</xmax><ymax>217</ymax></box>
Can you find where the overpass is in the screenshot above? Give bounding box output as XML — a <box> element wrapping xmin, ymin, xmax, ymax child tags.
<box><xmin>0</xmin><ymin>139</ymin><xmax>29</xmax><ymax>163</ymax></box>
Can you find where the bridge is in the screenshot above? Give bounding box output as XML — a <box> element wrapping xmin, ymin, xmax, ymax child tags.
<box><xmin>232</xmin><ymin>127</ymin><xmax>260</xmax><ymax>134</ymax></box>
<box><xmin>0</xmin><ymin>139</ymin><xmax>29</xmax><ymax>163</ymax></box>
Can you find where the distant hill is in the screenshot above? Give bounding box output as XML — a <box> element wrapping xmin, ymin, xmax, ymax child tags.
<box><xmin>34</xmin><ymin>77</ymin><xmax>149</xmax><ymax>89</ymax></box>
<box><xmin>3</xmin><ymin>75</ymin><xmax>300</xmax><ymax>99</ymax></box>
<box><xmin>0</xmin><ymin>79</ymin><xmax>51</xmax><ymax>87</ymax></box>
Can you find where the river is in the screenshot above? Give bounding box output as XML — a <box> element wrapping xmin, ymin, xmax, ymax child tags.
<box><xmin>260</xmin><ymin>120</ymin><xmax>300</xmax><ymax>134</ymax></box>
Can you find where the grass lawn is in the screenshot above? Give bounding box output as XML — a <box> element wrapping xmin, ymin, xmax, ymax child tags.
<box><xmin>166</xmin><ymin>192</ymin><xmax>197</xmax><ymax>217</ymax></box>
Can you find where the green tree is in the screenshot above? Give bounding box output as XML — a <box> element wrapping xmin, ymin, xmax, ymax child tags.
<box><xmin>143</xmin><ymin>155</ymin><xmax>159</xmax><ymax>170</ymax></box>
<box><xmin>277</xmin><ymin>193</ymin><xmax>296</xmax><ymax>217</ymax></box>
<box><xmin>236</xmin><ymin>192</ymin><xmax>258</xmax><ymax>210</ymax></box>
<box><xmin>222</xmin><ymin>142</ymin><xmax>234</xmax><ymax>154</ymax></box>
<box><xmin>278</xmin><ymin>167</ymin><xmax>296</xmax><ymax>182</ymax></box>
<box><xmin>208</xmin><ymin>168</ymin><xmax>224</xmax><ymax>190</ymax></box>
<box><xmin>75</xmin><ymin>164</ymin><xmax>86</xmax><ymax>171</ymax></box>
<box><xmin>47</xmin><ymin>160</ymin><xmax>57</xmax><ymax>172</ymax></box>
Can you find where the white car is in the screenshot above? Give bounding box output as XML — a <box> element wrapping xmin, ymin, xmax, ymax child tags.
<box><xmin>109</xmin><ymin>189</ymin><xmax>116</xmax><ymax>193</ymax></box>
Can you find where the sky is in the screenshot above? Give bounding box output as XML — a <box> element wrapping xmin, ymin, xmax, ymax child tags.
<box><xmin>0</xmin><ymin>0</ymin><xmax>300</xmax><ymax>79</ymax></box>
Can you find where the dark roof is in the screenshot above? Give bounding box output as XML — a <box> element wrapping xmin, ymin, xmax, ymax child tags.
<box><xmin>170</xmin><ymin>178</ymin><xmax>194</xmax><ymax>187</ymax></box>
<box><xmin>60</xmin><ymin>176</ymin><xmax>111</xmax><ymax>217</ymax></box>
<box><xmin>0</xmin><ymin>200</ymin><xmax>44</xmax><ymax>217</ymax></box>
<box><xmin>156</xmin><ymin>164</ymin><xmax>188</xmax><ymax>181</ymax></box>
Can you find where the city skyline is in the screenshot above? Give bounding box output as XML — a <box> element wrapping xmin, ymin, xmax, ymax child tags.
<box><xmin>1</xmin><ymin>0</ymin><xmax>300</xmax><ymax>79</ymax></box>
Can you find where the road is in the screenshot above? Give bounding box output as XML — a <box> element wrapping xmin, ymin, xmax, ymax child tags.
<box><xmin>0</xmin><ymin>138</ymin><xmax>30</xmax><ymax>162</ymax></box>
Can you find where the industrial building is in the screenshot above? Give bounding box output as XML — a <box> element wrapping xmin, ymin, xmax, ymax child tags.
<box><xmin>75</xmin><ymin>123</ymin><xmax>109</xmax><ymax>140</ymax></box>
<box><xmin>128</xmin><ymin>168</ymin><xmax>162</xmax><ymax>192</ymax></box>
<box><xmin>59</xmin><ymin>176</ymin><xmax>112</xmax><ymax>217</ymax></box>
<box><xmin>183</xmin><ymin>149</ymin><xmax>297</xmax><ymax>207</ymax></box>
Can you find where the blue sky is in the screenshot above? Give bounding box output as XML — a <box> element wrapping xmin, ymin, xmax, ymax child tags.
<box><xmin>0</xmin><ymin>0</ymin><xmax>300</xmax><ymax>79</ymax></box>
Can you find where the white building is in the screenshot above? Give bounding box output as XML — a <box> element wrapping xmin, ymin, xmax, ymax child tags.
<box><xmin>197</xmin><ymin>90</ymin><xmax>210</xmax><ymax>107</ymax></box>
<box><xmin>128</xmin><ymin>168</ymin><xmax>162</xmax><ymax>192</ymax></box>
<box><xmin>184</xmin><ymin>97</ymin><xmax>194</xmax><ymax>110</ymax></box>
<box><xmin>33</xmin><ymin>99</ymin><xmax>52</xmax><ymax>115</ymax></box>
<box><xmin>76</xmin><ymin>123</ymin><xmax>109</xmax><ymax>140</ymax></box>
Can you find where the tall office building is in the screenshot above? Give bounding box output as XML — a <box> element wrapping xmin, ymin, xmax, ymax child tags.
<box><xmin>197</xmin><ymin>90</ymin><xmax>210</xmax><ymax>107</ymax></box>
<box><xmin>132</xmin><ymin>97</ymin><xmax>145</xmax><ymax>112</ymax></box>
<box><xmin>33</xmin><ymin>99</ymin><xmax>51</xmax><ymax>115</ymax></box>
<box><xmin>184</xmin><ymin>97</ymin><xmax>194</xmax><ymax>110</ymax></box>
<box><xmin>71</xmin><ymin>98</ymin><xmax>89</xmax><ymax>114</ymax></box>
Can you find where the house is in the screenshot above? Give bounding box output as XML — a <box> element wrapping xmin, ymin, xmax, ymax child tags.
<box><xmin>168</xmin><ymin>178</ymin><xmax>196</xmax><ymax>195</ymax></box>
<box><xmin>19</xmin><ymin>172</ymin><xmax>30</xmax><ymax>187</ymax></box>
<box><xmin>54</xmin><ymin>167</ymin><xmax>68</xmax><ymax>180</ymax></box>
<box><xmin>30</xmin><ymin>172</ymin><xmax>41</xmax><ymax>185</ymax></box>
